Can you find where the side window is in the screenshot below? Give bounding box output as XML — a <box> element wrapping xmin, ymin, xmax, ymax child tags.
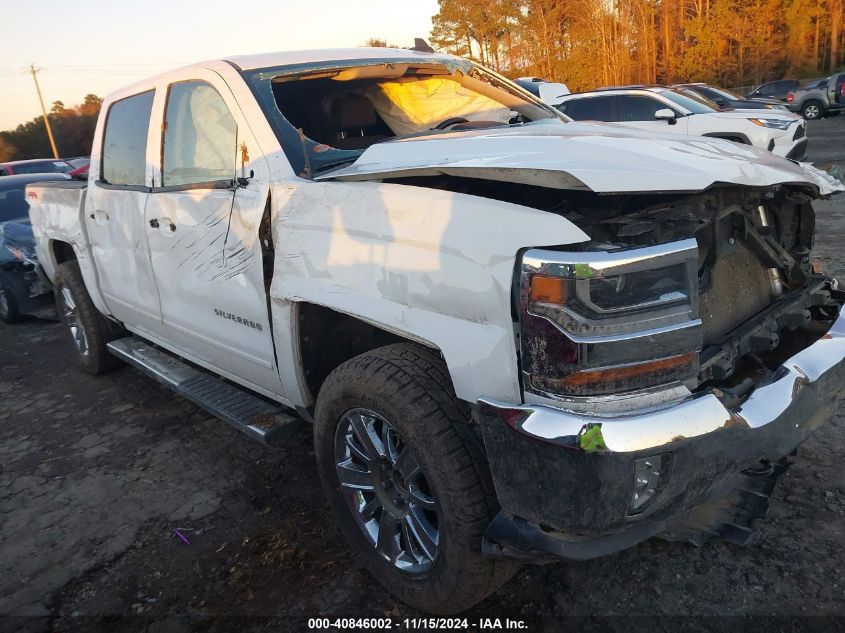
<box><xmin>162</xmin><ymin>81</ymin><xmax>237</xmax><ymax>187</ymax></box>
<box><xmin>757</xmin><ymin>83</ymin><xmax>774</xmax><ymax>96</ymax></box>
<box><xmin>101</xmin><ymin>90</ymin><xmax>155</xmax><ymax>187</ymax></box>
<box><xmin>563</xmin><ymin>96</ymin><xmax>615</xmax><ymax>121</ymax></box>
<box><xmin>617</xmin><ymin>95</ymin><xmax>666</xmax><ymax>121</ymax></box>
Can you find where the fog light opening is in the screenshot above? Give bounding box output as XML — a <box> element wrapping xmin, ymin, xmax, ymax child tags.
<box><xmin>630</xmin><ymin>455</ymin><xmax>666</xmax><ymax>515</ymax></box>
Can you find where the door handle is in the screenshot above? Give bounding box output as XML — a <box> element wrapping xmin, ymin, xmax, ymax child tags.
<box><xmin>149</xmin><ymin>218</ymin><xmax>159</xmax><ymax>228</ymax></box>
<box><xmin>93</xmin><ymin>209</ymin><xmax>109</xmax><ymax>222</ymax></box>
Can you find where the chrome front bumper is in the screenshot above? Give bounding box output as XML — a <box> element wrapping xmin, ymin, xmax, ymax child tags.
<box><xmin>476</xmin><ymin>311</ymin><xmax>845</xmax><ymax>559</ymax></box>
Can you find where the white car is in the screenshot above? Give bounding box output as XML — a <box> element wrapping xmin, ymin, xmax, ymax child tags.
<box><xmin>514</xmin><ymin>77</ymin><xmax>570</xmax><ymax>107</ymax></box>
<box><xmin>556</xmin><ymin>86</ymin><xmax>807</xmax><ymax>160</ymax></box>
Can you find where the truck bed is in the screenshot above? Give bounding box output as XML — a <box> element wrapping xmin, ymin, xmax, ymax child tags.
<box><xmin>26</xmin><ymin>180</ymin><xmax>88</xmax><ymax>283</ymax></box>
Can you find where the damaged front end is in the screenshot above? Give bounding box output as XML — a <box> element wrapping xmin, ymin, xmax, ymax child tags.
<box><xmin>0</xmin><ymin>219</ymin><xmax>53</xmax><ymax>320</ymax></box>
<box><xmin>519</xmin><ymin>185</ymin><xmax>842</xmax><ymax>403</ymax></box>
<box><xmin>475</xmin><ymin>183</ymin><xmax>845</xmax><ymax>562</ymax></box>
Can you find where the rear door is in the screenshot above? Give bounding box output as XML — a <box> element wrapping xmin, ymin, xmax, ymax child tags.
<box><xmin>832</xmin><ymin>74</ymin><xmax>845</xmax><ymax>105</ymax></box>
<box><xmin>86</xmin><ymin>90</ymin><xmax>165</xmax><ymax>337</ymax></box>
<box><xmin>144</xmin><ymin>69</ymin><xmax>283</xmax><ymax>396</ymax></box>
<box><xmin>559</xmin><ymin>95</ymin><xmax>616</xmax><ymax>122</ymax></box>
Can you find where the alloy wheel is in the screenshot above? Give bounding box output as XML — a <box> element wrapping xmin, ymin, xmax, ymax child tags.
<box><xmin>334</xmin><ymin>408</ymin><xmax>440</xmax><ymax>575</ymax></box>
<box><xmin>61</xmin><ymin>286</ymin><xmax>89</xmax><ymax>355</ymax></box>
<box><xmin>0</xmin><ymin>286</ymin><xmax>8</xmax><ymax>319</ymax></box>
<box><xmin>804</xmin><ymin>105</ymin><xmax>820</xmax><ymax>119</ymax></box>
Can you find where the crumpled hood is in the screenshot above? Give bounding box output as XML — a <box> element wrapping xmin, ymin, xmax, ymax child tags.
<box><xmin>316</xmin><ymin>121</ymin><xmax>843</xmax><ymax>196</ymax></box>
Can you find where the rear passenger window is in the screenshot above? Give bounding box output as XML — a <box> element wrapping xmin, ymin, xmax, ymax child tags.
<box><xmin>101</xmin><ymin>90</ymin><xmax>154</xmax><ymax>187</ymax></box>
<box><xmin>162</xmin><ymin>81</ymin><xmax>237</xmax><ymax>187</ymax></box>
<box><xmin>562</xmin><ymin>96</ymin><xmax>615</xmax><ymax>121</ymax></box>
<box><xmin>617</xmin><ymin>95</ymin><xmax>666</xmax><ymax>121</ymax></box>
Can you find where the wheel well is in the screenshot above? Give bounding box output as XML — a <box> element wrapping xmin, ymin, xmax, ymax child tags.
<box><xmin>51</xmin><ymin>240</ymin><xmax>77</xmax><ymax>266</ymax></box>
<box><xmin>297</xmin><ymin>303</ymin><xmax>427</xmax><ymax>402</ymax></box>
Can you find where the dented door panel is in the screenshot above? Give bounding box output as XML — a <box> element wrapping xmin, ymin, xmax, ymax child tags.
<box><xmin>144</xmin><ymin>68</ymin><xmax>284</xmax><ymax>396</ymax></box>
<box><xmin>268</xmin><ymin>180</ymin><xmax>589</xmax><ymax>406</ymax></box>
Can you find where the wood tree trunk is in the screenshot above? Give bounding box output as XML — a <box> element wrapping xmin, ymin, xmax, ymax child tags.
<box><xmin>831</xmin><ymin>0</ymin><xmax>842</xmax><ymax>71</ymax></box>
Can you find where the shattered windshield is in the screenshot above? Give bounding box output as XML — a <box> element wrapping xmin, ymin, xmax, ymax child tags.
<box><xmin>242</xmin><ymin>57</ymin><xmax>563</xmax><ymax>177</ymax></box>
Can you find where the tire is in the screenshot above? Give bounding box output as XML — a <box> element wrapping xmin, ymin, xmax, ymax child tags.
<box><xmin>802</xmin><ymin>100</ymin><xmax>824</xmax><ymax>120</ymax></box>
<box><xmin>53</xmin><ymin>261</ymin><xmax>122</xmax><ymax>375</ymax></box>
<box><xmin>0</xmin><ymin>273</ymin><xmax>22</xmax><ymax>324</ymax></box>
<box><xmin>314</xmin><ymin>343</ymin><xmax>519</xmax><ymax>614</ymax></box>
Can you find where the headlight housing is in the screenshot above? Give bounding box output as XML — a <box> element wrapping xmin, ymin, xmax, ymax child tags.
<box><xmin>748</xmin><ymin>118</ymin><xmax>793</xmax><ymax>130</ymax></box>
<box><xmin>519</xmin><ymin>240</ymin><xmax>702</xmax><ymax>397</ymax></box>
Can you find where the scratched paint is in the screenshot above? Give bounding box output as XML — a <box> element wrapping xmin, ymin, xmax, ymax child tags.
<box><xmin>269</xmin><ymin>180</ymin><xmax>589</xmax><ymax>405</ymax></box>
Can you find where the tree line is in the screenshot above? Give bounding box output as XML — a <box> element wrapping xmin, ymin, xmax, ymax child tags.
<box><xmin>0</xmin><ymin>94</ymin><xmax>103</xmax><ymax>162</ymax></box>
<box><xmin>429</xmin><ymin>0</ymin><xmax>844</xmax><ymax>91</ymax></box>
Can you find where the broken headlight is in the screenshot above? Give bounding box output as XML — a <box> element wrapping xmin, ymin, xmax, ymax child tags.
<box><xmin>519</xmin><ymin>240</ymin><xmax>702</xmax><ymax>397</ymax></box>
<box><xmin>5</xmin><ymin>244</ymin><xmax>37</xmax><ymax>265</ymax></box>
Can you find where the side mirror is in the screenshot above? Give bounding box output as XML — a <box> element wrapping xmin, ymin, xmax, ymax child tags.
<box><xmin>655</xmin><ymin>108</ymin><xmax>677</xmax><ymax>124</ymax></box>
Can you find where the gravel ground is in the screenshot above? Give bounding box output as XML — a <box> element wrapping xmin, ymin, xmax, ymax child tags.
<box><xmin>1</xmin><ymin>117</ymin><xmax>844</xmax><ymax>633</ymax></box>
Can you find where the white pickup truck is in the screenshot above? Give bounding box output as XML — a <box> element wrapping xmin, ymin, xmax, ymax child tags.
<box><xmin>26</xmin><ymin>47</ymin><xmax>845</xmax><ymax>614</ymax></box>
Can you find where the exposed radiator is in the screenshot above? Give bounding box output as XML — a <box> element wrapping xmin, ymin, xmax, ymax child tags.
<box><xmin>699</xmin><ymin>242</ymin><xmax>774</xmax><ymax>344</ymax></box>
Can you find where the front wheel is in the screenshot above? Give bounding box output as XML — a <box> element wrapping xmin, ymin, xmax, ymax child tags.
<box><xmin>314</xmin><ymin>343</ymin><xmax>518</xmax><ymax>614</ymax></box>
<box><xmin>53</xmin><ymin>261</ymin><xmax>122</xmax><ymax>375</ymax></box>
<box><xmin>802</xmin><ymin>100</ymin><xmax>823</xmax><ymax>120</ymax></box>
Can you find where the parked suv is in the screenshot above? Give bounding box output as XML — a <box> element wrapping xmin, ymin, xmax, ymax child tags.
<box><xmin>674</xmin><ymin>83</ymin><xmax>788</xmax><ymax>111</ymax></box>
<box><xmin>514</xmin><ymin>77</ymin><xmax>571</xmax><ymax>107</ymax></box>
<box><xmin>556</xmin><ymin>86</ymin><xmax>807</xmax><ymax>159</ymax></box>
<box><xmin>0</xmin><ymin>159</ymin><xmax>73</xmax><ymax>177</ymax></box>
<box><xmin>786</xmin><ymin>72</ymin><xmax>845</xmax><ymax>119</ymax></box>
<box><xmin>25</xmin><ymin>48</ymin><xmax>845</xmax><ymax>614</ymax></box>
<box><xmin>747</xmin><ymin>79</ymin><xmax>800</xmax><ymax>102</ymax></box>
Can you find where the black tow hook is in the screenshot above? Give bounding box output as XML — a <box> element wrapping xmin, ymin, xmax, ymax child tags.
<box><xmin>712</xmin><ymin>377</ymin><xmax>756</xmax><ymax>409</ymax></box>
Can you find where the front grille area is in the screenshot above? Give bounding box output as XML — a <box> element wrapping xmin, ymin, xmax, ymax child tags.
<box><xmin>794</xmin><ymin>124</ymin><xmax>805</xmax><ymax>140</ymax></box>
<box><xmin>699</xmin><ymin>242</ymin><xmax>774</xmax><ymax>344</ymax></box>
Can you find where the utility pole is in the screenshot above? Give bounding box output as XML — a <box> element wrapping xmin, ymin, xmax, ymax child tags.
<box><xmin>29</xmin><ymin>64</ymin><xmax>59</xmax><ymax>159</ymax></box>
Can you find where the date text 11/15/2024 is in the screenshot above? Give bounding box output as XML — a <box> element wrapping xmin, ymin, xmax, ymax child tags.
<box><xmin>307</xmin><ymin>618</ymin><xmax>529</xmax><ymax>630</ymax></box>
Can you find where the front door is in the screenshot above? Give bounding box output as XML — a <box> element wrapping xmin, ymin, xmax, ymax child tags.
<box><xmin>144</xmin><ymin>73</ymin><xmax>283</xmax><ymax>396</ymax></box>
<box><xmin>614</xmin><ymin>95</ymin><xmax>690</xmax><ymax>135</ymax></box>
<box><xmin>87</xmin><ymin>89</ymin><xmax>164</xmax><ymax>337</ymax></box>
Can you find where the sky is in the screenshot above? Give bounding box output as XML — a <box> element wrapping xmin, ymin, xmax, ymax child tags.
<box><xmin>0</xmin><ymin>0</ymin><xmax>439</xmax><ymax>131</ymax></box>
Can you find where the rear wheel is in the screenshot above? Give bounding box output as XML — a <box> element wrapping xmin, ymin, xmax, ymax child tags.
<box><xmin>0</xmin><ymin>273</ymin><xmax>22</xmax><ymax>324</ymax></box>
<box><xmin>802</xmin><ymin>100</ymin><xmax>823</xmax><ymax>120</ymax></box>
<box><xmin>314</xmin><ymin>343</ymin><xmax>518</xmax><ymax>614</ymax></box>
<box><xmin>53</xmin><ymin>261</ymin><xmax>122</xmax><ymax>374</ymax></box>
